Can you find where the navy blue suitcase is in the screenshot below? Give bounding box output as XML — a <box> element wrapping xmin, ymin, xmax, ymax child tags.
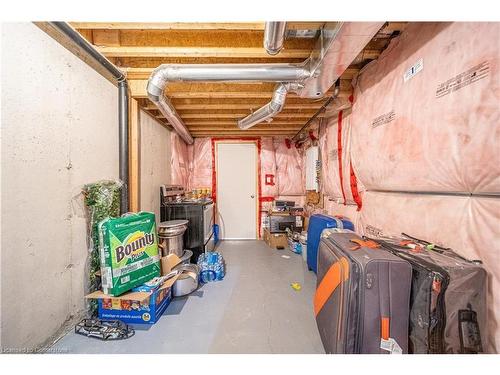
<box><xmin>307</xmin><ymin>214</ymin><xmax>354</xmax><ymax>273</ymax></box>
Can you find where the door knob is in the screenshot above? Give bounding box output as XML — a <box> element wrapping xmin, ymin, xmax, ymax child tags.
<box><xmin>250</xmin><ymin>195</ymin><xmax>255</xmax><ymax>198</ymax></box>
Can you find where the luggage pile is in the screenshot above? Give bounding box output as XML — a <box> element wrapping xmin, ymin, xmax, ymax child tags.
<box><xmin>314</xmin><ymin>227</ymin><xmax>487</xmax><ymax>354</ymax></box>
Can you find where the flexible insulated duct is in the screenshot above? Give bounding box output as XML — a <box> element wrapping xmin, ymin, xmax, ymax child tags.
<box><xmin>263</xmin><ymin>22</ymin><xmax>287</xmax><ymax>55</ymax></box>
<box><xmin>147</xmin><ymin>64</ymin><xmax>310</xmax><ymax>141</ymax></box>
<box><xmin>147</xmin><ymin>22</ymin><xmax>384</xmax><ymax>136</ymax></box>
<box><xmin>238</xmin><ymin>83</ymin><xmax>293</xmax><ymax>129</ymax></box>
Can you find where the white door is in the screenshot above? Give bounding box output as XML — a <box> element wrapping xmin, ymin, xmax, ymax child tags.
<box><xmin>216</xmin><ymin>143</ymin><xmax>257</xmax><ymax>239</ymax></box>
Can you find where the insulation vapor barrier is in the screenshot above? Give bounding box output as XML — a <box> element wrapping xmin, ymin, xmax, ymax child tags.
<box><xmin>188</xmin><ymin>137</ymin><xmax>212</xmax><ymax>190</ymax></box>
<box><xmin>274</xmin><ymin>138</ymin><xmax>305</xmax><ymax>196</ymax></box>
<box><xmin>260</xmin><ymin>137</ymin><xmax>278</xmax><ymax>197</ymax></box>
<box><xmin>170</xmin><ymin>132</ymin><xmax>189</xmax><ymax>188</ymax></box>
<box><xmin>350</xmin><ymin>22</ymin><xmax>500</xmax><ymax>194</ymax></box>
<box><xmin>319</xmin><ymin>110</ymin><xmax>361</xmax><ymax>205</ymax></box>
<box><xmin>315</xmin><ymin>22</ymin><xmax>500</xmax><ymax>352</ymax></box>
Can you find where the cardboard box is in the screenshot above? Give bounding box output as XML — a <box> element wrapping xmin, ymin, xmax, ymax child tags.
<box><xmin>263</xmin><ymin>228</ymin><xmax>288</xmax><ymax>249</ymax></box>
<box><xmin>86</xmin><ymin>271</ymin><xmax>179</xmax><ymax>324</ymax></box>
<box><xmin>160</xmin><ymin>253</ymin><xmax>182</xmax><ymax>276</ymax></box>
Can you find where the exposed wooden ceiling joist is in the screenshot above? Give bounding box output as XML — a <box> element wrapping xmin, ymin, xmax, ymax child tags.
<box><xmin>71</xmin><ymin>21</ymin><xmax>407</xmax><ymax>138</ymax></box>
<box><xmin>72</xmin><ymin>22</ymin><xmax>267</xmax><ymax>30</ymax></box>
<box><xmin>143</xmin><ymin>103</ymin><xmax>327</xmax><ymax>111</ymax></box>
<box><xmin>71</xmin><ymin>22</ymin><xmax>327</xmax><ymax>31</ymax></box>
<box><xmin>179</xmin><ymin>121</ymin><xmax>308</xmax><ymax>126</ymax></box>
<box><xmin>125</xmin><ymin>67</ymin><xmax>360</xmax><ymax>80</ymax></box>
<box><xmin>157</xmin><ymin>113</ymin><xmax>326</xmax><ymax>119</ymax></box>
<box><xmin>100</xmin><ymin>46</ymin><xmax>312</xmax><ymax>58</ymax></box>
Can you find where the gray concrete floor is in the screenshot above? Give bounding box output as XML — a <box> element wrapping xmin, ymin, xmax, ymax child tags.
<box><xmin>51</xmin><ymin>240</ymin><xmax>325</xmax><ymax>354</ymax></box>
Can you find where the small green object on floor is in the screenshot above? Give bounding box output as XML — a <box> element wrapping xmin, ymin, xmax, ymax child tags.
<box><xmin>291</xmin><ymin>282</ymin><xmax>302</xmax><ymax>291</ymax></box>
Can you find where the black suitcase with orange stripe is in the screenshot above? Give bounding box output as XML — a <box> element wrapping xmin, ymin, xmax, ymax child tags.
<box><xmin>314</xmin><ymin>229</ymin><xmax>412</xmax><ymax>354</ymax></box>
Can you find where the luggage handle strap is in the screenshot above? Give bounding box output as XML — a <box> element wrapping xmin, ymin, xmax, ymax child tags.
<box><xmin>349</xmin><ymin>238</ymin><xmax>381</xmax><ymax>251</ymax></box>
<box><xmin>381</xmin><ymin>317</ymin><xmax>390</xmax><ymax>340</ymax></box>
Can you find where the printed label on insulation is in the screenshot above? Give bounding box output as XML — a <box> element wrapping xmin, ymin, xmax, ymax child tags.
<box><xmin>329</xmin><ymin>149</ymin><xmax>339</xmax><ymax>161</ymax></box>
<box><xmin>365</xmin><ymin>225</ymin><xmax>384</xmax><ymax>237</ymax></box>
<box><xmin>403</xmin><ymin>58</ymin><xmax>423</xmax><ymax>82</ymax></box>
<box><xmin>371</xmin><ymin>110</ymin><xmax>395</xmax><ymax>128</ymax></box>
<box><xmin>436</xmin><ymin>61</ymin><xmax>489</xmax><ymax>98</ymax></box>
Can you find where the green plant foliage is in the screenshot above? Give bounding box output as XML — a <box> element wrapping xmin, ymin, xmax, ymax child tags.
<box><xmin>83</xmin><ymin>180</ymin><xmax>121</xmax><ymax>315</ymax></box>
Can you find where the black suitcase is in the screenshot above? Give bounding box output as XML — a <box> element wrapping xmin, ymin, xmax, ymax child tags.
<box><xmin>315</xmin><ymin>229</ymin><xmax>412</xmax><ymax>354</ymax></box>
<box><xmin>369</xmin><ymin>233</ymin><xmax>487</xmax><ymax>354</ymax></box>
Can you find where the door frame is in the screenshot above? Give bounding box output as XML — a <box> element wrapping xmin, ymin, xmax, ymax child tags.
<box><xmin>211</xmin><ymin>138</ymin><xmax>261</xmax><ymax>239</ymax></box>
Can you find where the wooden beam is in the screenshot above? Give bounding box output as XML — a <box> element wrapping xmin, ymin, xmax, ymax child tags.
<box><xmin>144</xmin><ymin>103</ymin><xmax>326</xmax><ymax>111</ymax></box>
<box><xmin>129</xmin><ymin>79</ymin><xmax>350</xmax><ymax>98</ymax></box>
<box><xmin>131</xmin><ymin>88</ymin><xmax>345</xmax><ymax>100</ymax></box>
<box><xmin>128</xmin><ymin>98</ymin><xmax>141</xmax><ymax>212</ymax></box>
<box><xmin>114</xmin><ymin>56</ymin><xmax>304</xmax><ymax>67</ymax></box>
<box><xmin>99</xmin><ymin>46</ymin><xmax>312</xmax><ymax>58</ymax></box>
<box><xmin>168</xmin><ymin>97</ymin><xmax>330</xmax><ymax>105</ymax></box>
<box><xmin>354</xmin><ymin>49</ymin><xmax>383</xmax><ymax>61</ymax></box>
<box><xmin>191</xmin><ymin>131</ymin><xmax>295</xmax><ymax>136</ymax></box>
<box><xmin>126</xmin><ymin>67</ymin><xmax>359</xmax><ymax>81</ymax></box>
<box><xmin>71</xmin><ymin>22</ymin><xmax>266</xmax><ymax>30</ymax></box>
<box><xmin>159</xmin><ymin>113</ymin><xmax>325</xmax><ymax>119</ymax></box>
<box><xmin>189</xmin><ymin>126</ymin><xmax>303</xmax><ymax>131</ymax></box>
<box><xmin>92</xmin><ymin>29</ymin><xmax>121</xmax><ymax>46</ymax></box>
<box><xmin>184</xmin><ymin>121</ymin><xmax>307</xmax><ymax>126</ymax></box>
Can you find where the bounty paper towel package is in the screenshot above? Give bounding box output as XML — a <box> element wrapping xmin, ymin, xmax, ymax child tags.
<box><xmin>98</xmin><ymin>212</ymin><xmax>161</xmax><ymax>296</ymax></box>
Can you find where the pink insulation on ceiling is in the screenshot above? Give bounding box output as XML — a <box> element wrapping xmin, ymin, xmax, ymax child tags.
<box><xmin>170</xmin><ymin>132</ymin><xmax>189</xmax><ymax>188</ymax></box>
<box><xmin>358</xmin><ymin>191</ymin><xmax>500</xmax><ymax>353</ymax></box>
<box><xmin>260</xmin><ymin>137</ymin><xmax>278</xmax><ymax>197</ymax></box>
<box><xmin>274</xmin><ymin>138</ymin><xmax>305</xmax><ymax>196</ymax></box>
<box><xmin>350</xmin><ymin>22</ymin><xmax>500</xmax><ymax>194</ymax></box>
<box><xmin>187</xmin><ymin>137</ymin><xmax>212</xmax><ymax>190</ymax></box>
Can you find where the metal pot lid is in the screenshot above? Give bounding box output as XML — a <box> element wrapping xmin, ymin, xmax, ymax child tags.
<box><xmin>158</xmin><ymin>219</ymin><xmax>189</xmax><ymax>228</ymax></box>
<box><xmin>173</xmin><ymin>263</ymin><xmax>200</xmax><ymax>274</ymax></box>
<box><xmin>178</xmin><ymin>249</ymin><xmax>193</xmax><ymax>262</ymax></box>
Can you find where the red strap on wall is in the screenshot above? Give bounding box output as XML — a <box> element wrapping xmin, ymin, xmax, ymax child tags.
<box><xmin>337</xmin><ymin>110</ymin><xmax>347</xmax><ymax>205</ymax></box>
<box><xmin>349</xmin><ymin>162</ymin><xmax>363</xmax><ymax>211</ymax></box>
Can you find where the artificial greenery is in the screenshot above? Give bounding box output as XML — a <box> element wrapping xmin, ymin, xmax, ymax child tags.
<box><xmin>83</xmin><ymin>180</ymin><xmax>121</xmax><ymax>315</ymax></box>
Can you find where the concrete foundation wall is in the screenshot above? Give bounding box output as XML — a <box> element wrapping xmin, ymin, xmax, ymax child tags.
<box><xmin>139</xmin><ymin>110</ymin><xmax>171</xmax><ymax>222</ymax></box>
<box><xmin>1</xmin><ymin>23</ymin><xmax>119</xmax><ymax>350</ymax></box>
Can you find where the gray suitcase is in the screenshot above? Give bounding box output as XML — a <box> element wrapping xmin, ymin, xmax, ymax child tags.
<box><xmin>315</xmin><ymin>229</ymin><xmax>412</xmax><ymax>353</ymax></box>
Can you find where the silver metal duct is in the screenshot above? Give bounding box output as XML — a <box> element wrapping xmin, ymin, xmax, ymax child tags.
<box><xmin>154</xmin><ymin>94</ymin><xmax>194</xmax><ymax>145</ymax></box>
<box><xmin>297</xmin><ymin>22</ymin><xmax>384</xmax><ymax>98</ymax></box>
<box><xmin>238</xmin><ymin>83</ymin><xmax>292</xmax><ymax>130</ymax></box>
<box><xmin>147</xmin><ymin>22</ymin><xmax>384</xmax><ymax>136</ymax></box>
<box><xmin>147</xmin><ymin>64</ymin><xmax>310</xmax><ymax>143</ymax></box>
<box><xmin>263</xmin><ymin>22</ymin><xmax>287</xmax><ymax>55</ymax></box>
<box><xmin>147</xmin><ymin>63</ymin><xmax>310</xmax><ymax>101</ymax></box>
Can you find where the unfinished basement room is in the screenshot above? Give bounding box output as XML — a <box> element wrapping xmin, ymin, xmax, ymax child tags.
<box><xmin>1</xmin><ymin>1</ymin><xmax>499</xmax><ymax>373</ymax></box>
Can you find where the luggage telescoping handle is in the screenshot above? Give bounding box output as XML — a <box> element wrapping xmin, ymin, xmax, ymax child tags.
<box><xmin>401</xmin><ymin>233</ymin><xmax>450</xmax><ymax>252</ymax></box>
<box><xmin>400</xmin><ymin>233</ymin><xmax>482</xmax><ymax>263</ymax></box>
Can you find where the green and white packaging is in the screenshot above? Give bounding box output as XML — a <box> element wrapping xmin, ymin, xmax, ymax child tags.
<box><xmin>98</xmin><ymin>212</ymin><xmax>161</xmax><ymax>296</ymax></box>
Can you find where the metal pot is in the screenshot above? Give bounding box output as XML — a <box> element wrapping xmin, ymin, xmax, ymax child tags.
<box><xmin>158</xmin><ymin>220</ymin><xmax>189</xmax><ymax>257</ymax></box>
<box><xmin>158</xmin><ymin>219</ymin><xmax>188</xmax><ymax>237</ymax></box>
<box><xmin>178</xmin><ymin>250</ymin><xmax>193</xmax><ymax>265</ymax></box>
<box><xmin>172</xmin><ymin>264</ymin><xmax>200</xmax><ymax>297</ymax></box>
